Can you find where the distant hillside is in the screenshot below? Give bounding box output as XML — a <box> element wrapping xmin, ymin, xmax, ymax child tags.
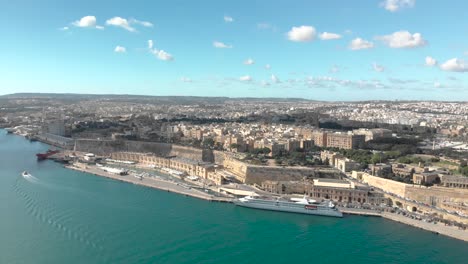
<box><xmin>0</xmin><ymin>93</ymin><xmax>320</xmax><ymax>104</ymax></box>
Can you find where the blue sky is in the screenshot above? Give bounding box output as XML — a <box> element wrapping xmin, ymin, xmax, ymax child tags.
<box><xmin>0</xmin><ymin>0</ymin><xmax>467</xmax><ymax>101</ymax></box>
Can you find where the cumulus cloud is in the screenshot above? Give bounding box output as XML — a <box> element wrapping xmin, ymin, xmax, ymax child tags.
<box><xmin>265</xmin><ymin>64</ymin><xmax>271</xmax><ymax>70</ymax></box>
<box><xmin>425</xmin><ymin>56</ymin><xmax>437</xmax><ymax>66</ymax></box>
<box><xmin>271</xmin><ymin>74</ymin><xmax>280</xmax><ymax>83</ymax></box>
<box><xmin>261</xmin><ymin>80</ymin><xmax>270</xmax><ymax>86</ymax></box>
<box><xmin>239</xmin><ymin>75</ymin><xmax>252</xmax><ymax>82</ymax></box>
<box><xmin>287</xmin><ymin>25</ymin><xmax>316</xmax><ymax>42</ymax></box>
<box><xmin>181</xmin><ymin>77</ymin><xmax>192</xmax><ymax>82</ymax></box>
<box><xmin>106</xmin><ymin>17</ymin><xmax>135</xmax><ymax>32</ymax></box>
<box><xmin>59</xmin><ymin>26</ymin><xmax>69</xmax><ymax>31</ymax></box>
<box><xmin>224</xmin><ymin>16</ymin><xmax>234</xmax><ymax>22</ymax></box>
<box><xmin>440</xmin><ymin>58</ymin><xmax>467</xmax><ymax>72</ymax></box>
<box><xmin>147</xmin><ymin>39</ymin><xmax>174</xmax><ymax>61</ymax></box>
<box><xmin>378</xmin><ymin>31</ymin><xmax>427</xmax><ymax>48</ymax></box>
<box><xmin>433</xmin><ymin>82</ymin><xmax>442</xmax><ymax>88</ymax></box>
<box><xmin>349</xmin><ymin>38</ymin><xmax>374</xmax><ymax>50</ymax></box>
<box><xmin>114</xmin><ymin>46</ymin><xmax>126</xmax><ymax>53</ymax></box>
<box><xmin>319</xmin><ymin>32</ymin><xmax>342</xmax><ymax>40</ymax></box>
<box><xmin>213</xmin><ymin>41</ymin><xmax>232</xmax><ymax>48</ymax></box>
<box><xmin>153</xmin><ymin>50</ymin><xmax>173</xmax><ymax>61</ymax></box>
<box><xmin>381</xmin><ymin>0</ymin><xmax>416</xmax><ymax>12</ymax></box>
<box><xmin>72</xmin><ymin>16</ymin><xmax>100</xmax><ymax>28</ymax></box>
<box><xmin>244</xmin><ymin>58</ymin><xmax>255</xmax><ymax>65</ymax></box>
<box><xmin>372</xmin><ymin>63</ymin><xmax>385</xmax><ymax>72</ymax></box>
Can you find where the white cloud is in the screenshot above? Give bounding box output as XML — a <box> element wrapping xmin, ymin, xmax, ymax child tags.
<box><xmin>239</xmin><ymin>75</ymin><xmax>252</xmax><ymax>82</ymax></box>
<box><xmin>213</xmin><ymin>41</ymin><xmax>232</xmax><ymax>48</ymax></box>
<box><xmin>114</xmin><ymin>46</ymin><xmax>126</xmax><ymax>53</ymax></box>
<box><xmin>287</xmin><ymin>25</ymin><xmax>316</xmax><ymax>42</ymax></box>
<box><xmin>464</xmin><ymin>51</ymin><xmax>468</xmax><ymax>56</ymax></box>
<box><xmin>130</xmin><ymin>18</ymin><xmax>153</xmax><ymax>27</ymax></box>
<box><xmin>72</xmin><ymin>16</ymin><xmax>99</xmax><ymax>28</ymax></box>
<box><xmin>261</xmin><ymin>80</ymin><xmax>270</xmax><ymax>86</ymax></box>
<box><xmin>378</xmin><ymin>31</ymin><xmax>427</xmax><ymax>48</ymax></box>
<box><xmin>244</xmin><ymin>58</ymin><xmax>255</xmax><ymax>65</ymax></box>
<box><xmin>271</xmin><ymin>74</ymin><xmax>280</xmax><ymax>83</ymax></box>
<box><xmin>95</xmin><ymin>25</ymin><xmax>104</xmax><ymax>30</ymax></box>
<box><xmin>153</xmin><ymin>50</ymin><xmax>174</xmax><ymax>61</ymax></box>
<box><xmin>224</xmin><ymin>16</ymin><xmax>234</xmax><ymax>22</ymax></box>
<box><xmin>106</xmin><ymin>17</ymin><xmax>135</xmax><ymax>32</ymax></box>
<box><xmin>440</xmin><ymin>58</ymin><xmax>468</xmax><ymax>72</ymax></box>
<box><xmin>147</xmin><ymin>40</ymin><xmax>174</xmax><ymax>61</ymax></box>
<box><xmin>425</xmin><ymin>56</ymin><xmax>437</xmax><ymax>66</ymax></box>
<box><xmin>265</xmin><ymin>64</ymin><xmax>271</xmax><ymax>70</ymax></box>
<box><xmin>60</xmin><ymin>26</ymin><xmax>69</xmax><ymax>31</ymax></box>
<box><xmin>319</xmin><ymin>32</ymin><xmax>342</xmax><ymax>40</ymax></box>
<box><xmin>434</xmin><ymin>82</ymin><xmax>442</xmax><ymax>88</ymax></box>
<box><xmin>381</xmin><ymin>0</ymin><xmax>416</xmax><ymax>12</ymax></box>
<box><xmin>372</xmin><ymin>63</ymin><xmax>385</xmax><ymax>72</ymax></box>
<box><xmin>181</xmin><ymin>77</ymin><xmax>192</xmax><ymax>82</ymax></box>
<box><xmin>344</xmin><ymin>29</ymin><xmax>352</xmax><ymax>35</ymax></box>
<box><xmin>349</xmin><ymin>38</ymin><xmax>374</xmax><ymax>50</ymax></box>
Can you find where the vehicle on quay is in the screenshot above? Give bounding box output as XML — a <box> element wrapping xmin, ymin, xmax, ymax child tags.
<box><xmin>234</xmin><ymin>195</ymin><xmax>343</xmax><ymax>218</ymax></box>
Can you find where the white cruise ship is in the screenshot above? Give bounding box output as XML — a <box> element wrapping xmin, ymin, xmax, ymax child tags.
<box><xmin>234</xmin><ymin>195</ymin><xmax>343</xmax><ymax>218</ymax></box>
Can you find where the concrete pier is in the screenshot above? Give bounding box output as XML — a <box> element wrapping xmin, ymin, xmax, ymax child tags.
<box><xmin>66</xmin><ymin>164</ymin><xmax>233</xmax><ymax>203</ymax></box>
<box><xmin>338</xmin><ymin>207</ymin><xmax>382</xmax><ymax>217</ymax></box>
<box><xmin>382</xmin><ymin>212</ymin><xmax>468</xmax><ymax>242</ymax></box>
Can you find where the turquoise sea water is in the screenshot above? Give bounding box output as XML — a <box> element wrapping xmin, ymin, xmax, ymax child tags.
<box><xmin>0</xmin><ymin>130</ymin><xmax>467</xmax><ymax>264</ymax></box>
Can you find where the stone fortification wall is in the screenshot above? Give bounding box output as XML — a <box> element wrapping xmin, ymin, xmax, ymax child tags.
<box><xmin>74</xmin><ymin>139</ymin><xmax>208</xmax><ymax>161</ymax></box>
<box><xmin>223</xmin><ymin>156</ymin><xmax>342</xmax><ymax>184</ymax></box>
<box><xmin>361</xmin><ymin>173</ymin><xmax>408</xmax><ymax>198</ymax></box>
<box><xmin>223</xmin><ymin>157</ymin><xmax>249</xmax><ymax>181</ymax></box>
<box><xmin>245</xmin><ymin>167</ymin><xmax>341</xmax><ymax>185</ymax></box>
<box><xmin>245</xmin><ymin>167</ymin><xmax>315</xmax><ymax>185</ymax></box>
<box><xmin>406</xmin><ymin>186</ymin><xmax>468</xmax><ymax>204</ymax></box>
<box><xmin>74</xmin><ymin>139</ymin><xmax>127</xmax><ymax>155</ymax></box>
<box><xmin>360</xmin><ymin>172</ymin><xmax>468</xmax><ymax>205</ymax></box>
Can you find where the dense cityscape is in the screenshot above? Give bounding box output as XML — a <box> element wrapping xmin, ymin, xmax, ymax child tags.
<box><xmin>2</xmin><ymin>0</ymin><xmax>468</xmax><ymax>262</ymax></box>
<box><xmin>1</xmin><ymin>93</ymin><xmax>467</xmax><ymax>241</ymax></box>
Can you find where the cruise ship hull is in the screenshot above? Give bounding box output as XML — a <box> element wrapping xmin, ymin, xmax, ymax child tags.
<box><xmin>234</xmin><ymin>198</ymin><xmax>343</xmax><ymax>218</ymax></box>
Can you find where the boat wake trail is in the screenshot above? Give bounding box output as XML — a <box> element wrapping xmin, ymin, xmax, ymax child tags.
<box><xmin>22</xmin><ymin>173</ymin><xmax>39</xmax><ymax>183</ymax></box>
<box><xmin>13</xmin><ymin>178</ymin><xmax>104</xmax><ymax>252</ymax></box>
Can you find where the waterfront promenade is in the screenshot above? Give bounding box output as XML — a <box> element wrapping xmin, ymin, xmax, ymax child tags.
<box><xmin>382</xmin><ymin>212</ymin><xmax>468</xmax><ymax>242</ymax></box>
<box><xmin>66</xmin><ymin>164</ymin><xmax>233</xmax><ymax>203</ymax></box>
<box><xmin>339</xmin><ymin>207</ymin><xmax>468</xmax><ymax>242</ymax></box>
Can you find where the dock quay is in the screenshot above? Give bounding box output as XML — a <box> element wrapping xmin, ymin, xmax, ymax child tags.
<box><xmin>382</xmin><ymin>212</ymin><xmax>468</xmax><ymax>242</ymax></box>
<box><xmin>338</xmin><ymin>207</ymin><xmax>382</xmax><ymax>217</ymax></box>
<box><xmin>66</xmin><ymin>163</ymin><xmax>233</xmax><ymax>203</ymax></box>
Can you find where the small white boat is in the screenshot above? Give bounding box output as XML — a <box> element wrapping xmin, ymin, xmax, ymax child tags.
<box><xmin>22</xmin><ymin>171</ymin><xmax>32</xmax><ymax>177</ymax></box>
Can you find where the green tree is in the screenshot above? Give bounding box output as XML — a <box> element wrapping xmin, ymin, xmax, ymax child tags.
<box><xmin>230</xmin><ymin>143</ymin><xmax>239</xmax><ymax>149</ymax></box>
<box><xmin>203</xmin><ymin>138</ymin><xmax>215</xmax><ymax>148</ymax></box>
